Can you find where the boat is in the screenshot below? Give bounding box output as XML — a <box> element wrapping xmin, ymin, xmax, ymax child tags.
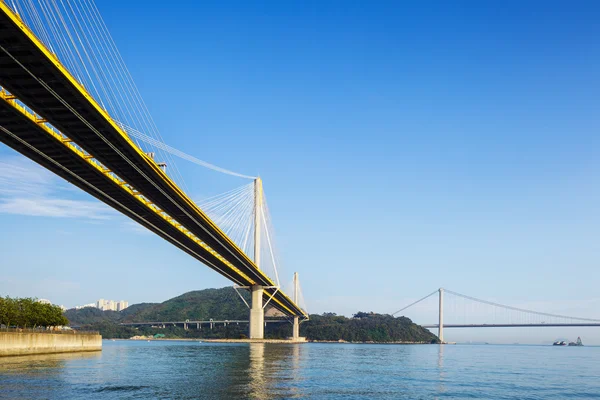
<box><xmin>568</xmin><ymin>337</ymin><xmax>583</xmax><ymax>346</ymax></box>
<box><xmin>553</xmin><ymin>341</ymin><xmax>567</xmax><ymax>346</ymax></box>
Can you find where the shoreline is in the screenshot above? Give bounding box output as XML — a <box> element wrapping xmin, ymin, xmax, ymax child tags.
<box><xmin>118</xmin><ymin>338</ymin><xmax>306</xmax><ymax>344</ymax></box>
<box><xmin>109</xmin><ymin>338</ymin><xmax>435</xmax><ymax>345</ymax></box>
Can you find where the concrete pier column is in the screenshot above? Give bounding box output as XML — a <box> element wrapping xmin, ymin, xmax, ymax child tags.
<box><xmin>292</xmin><ymin>316</ymin><xmax>299</xmax><ymax>340</ymax></box>
<box><xmin>249</xmin><ymin>285</ymin><xmax>264</xmax><ymax>339</ymax></box>
<box><xmin>438</xmin><ymin>288</ymin><xmax>444</xmax><ymax>344</ymax></box>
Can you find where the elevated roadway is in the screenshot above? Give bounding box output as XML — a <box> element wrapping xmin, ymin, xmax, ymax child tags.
<box><xmin>120</xmin><ymin>320</ymin><xmax>286</xmax><ymax>327</ymax></box>
<box><xmin>0</xmin><ymin>2</ymin><xmax>305</xmax><ymax>319</ymax></box>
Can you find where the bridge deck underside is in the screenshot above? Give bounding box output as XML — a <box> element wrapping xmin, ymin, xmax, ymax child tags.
<box><xmin>0</xmin><ymin>6</ymin><xmax>303</xmax><ymax>317</ymax></box>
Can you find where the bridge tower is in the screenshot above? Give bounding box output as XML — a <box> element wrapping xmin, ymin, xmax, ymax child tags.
<box><xmin>292</xmin><ymin>272</ymin><xmax>300</xmax><ymax>340</ymax></box>
<box><xmin>249</xmin><ymin>177</ymin><xmax>265</xmax><ymax>339</ymax></box>
<box><xmin>438</xmin><ymin>288</ymin><xmax>444</xmax><ymax>343</ymax></box>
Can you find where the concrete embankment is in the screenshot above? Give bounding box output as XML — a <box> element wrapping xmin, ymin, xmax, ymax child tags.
<box><xmin>0</xmin><ymin>332</ymin><xmax>102</xmax><ymax>356</ymax></box>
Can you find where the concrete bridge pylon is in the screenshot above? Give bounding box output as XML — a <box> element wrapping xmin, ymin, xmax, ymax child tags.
<box><xmin>249</xmin><ymin>178</ymin><xmax>265</xmax><ymax>339</ymax></box>
<box><xmin>438</xmin><ymin>288</ymin><xmax>444</xmax><ymax>344</ymax></box>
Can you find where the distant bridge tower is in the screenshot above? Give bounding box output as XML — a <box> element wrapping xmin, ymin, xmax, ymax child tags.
<box><xmin>292</xmin><ymin>272</ymin><xmax>300</xmax><ymax>340</ymax></box>
<box><xmin>249</xmin><ymin>177</ymin><xmax>264</xmax><ymax>339</ymax></box>
<box><xmin>439</xmin><ymin>288</ymin><xmax>444</xmax><ymax>344</ymax></box>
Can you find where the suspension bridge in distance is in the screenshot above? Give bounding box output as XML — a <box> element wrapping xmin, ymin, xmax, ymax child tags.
<box><xmin>0</xmin><ymin>1</ymin><xmax>307</xmax><ymax>340</ymax></box>
<box><xmin>394</xmin><ymin>288</ymin><xmax>600</xmax><ymax>343</ymax></box>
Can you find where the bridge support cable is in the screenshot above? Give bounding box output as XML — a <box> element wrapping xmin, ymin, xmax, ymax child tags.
<box><xmin>395</xmin><ymin>287</ymin><xmax>600</xmax><ymax>330</ymax></box>
<box><xmin>0</xmin><ymin>38</ymin><xmax>277</xmax><ymax>297</ymax></box>
<box><xmin>117</xmin><ymin>122</ymin><xmax>256</xmax><ymax>180</ymax></box>
<box><xmin>254</xmin><ymin>178</ymin><xmax>262</xmax><ymax>270</ymax></box>
<box><xmin>0</xmin><ymin>89</ymin><xmax>258</xmax><ymax>288</ymax></box>
<box><xmin>198</xmin><ymin>183</ymin><xmax>256</xmax><ymax>255</ymax></box>
<box><xmin>196</xmin><ymin>181</ymin><xmax>283</xmax><ymax>289</ymax></box>
<box><xmin>4</xmin><ymin>0</ymin><xmax>188</xmax><ymax>189</ymax></box>
<box><xmin>444</xmin><ymin>289</ymin><xmax>600</xmax><ymax>324</ymax></box>
<box><xmin>0</xmin><ymin>3</ymin><xmax>276</xmax><ymax>276</ymax></box>
<box><xmin>0</xmin><ymin>121</ymin><xmax>269</xmax><ymax>298</ymax></box>
<box><xmin>391</xmin><ymin>289</ymin><xmax>439</xmax><ymax>317</ymax></box>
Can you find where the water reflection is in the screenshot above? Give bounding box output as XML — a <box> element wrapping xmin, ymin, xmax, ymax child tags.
<box><xmin>291</xmin><ymin>343</ymin><xmax>301</xmax><ymax>381</ymax></box>
<box><xmin>0</xmin><ymin>351</ymin><xmax>101</xmax><ymax>374</ymax></box>
<box><xmin>1</xmin><ymin>342</ymin><xmax>593</xmax><ymax>399</ymax></box>
<box><xmin>248</xmin><ymin>343</ymin><xmax>267</xmax><ymax>399</ymax></box>
<box><xmin>436</xmin><ymin>345</ymin><xmax>446</xmax><ymax>397</ymax></box>
<box><xmin>246</xmin><ymin>343</ymin><xmax>306</xmax><ymax>399</ymax></box>
<box><xmin>0</xmin><ymin>351</ymin><xmax>101</xmax><ymax>398</ymax></box>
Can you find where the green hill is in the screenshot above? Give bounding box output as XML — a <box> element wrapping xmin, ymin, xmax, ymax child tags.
<box><xmin>64</xmin><ymin>287</ymin><xmax>439</xmax><ymax>343</ymax></box>
<box><xmin>300</xmin><ymin>312</ymin><xmax>439</xmax><ymax>343</ymax></box>
<box><xmin>65</xmin><ymin>287</ymin><xmax>247</xmax><ymax>325</ymax></box>
<box><xmin>123</xmin><ymin>288</ymin><xmax>249</xmax><ymax>322</ymax></box>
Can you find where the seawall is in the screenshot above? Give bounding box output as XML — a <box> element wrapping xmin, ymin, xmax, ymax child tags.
<box><xmin>0</xmin><ymin>332</ymin><xmax>102</xmax><ymax>356</ymax></box>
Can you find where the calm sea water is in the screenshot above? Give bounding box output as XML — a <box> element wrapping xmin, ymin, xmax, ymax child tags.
<box><xmin>0</xmin><ymin>341</ymin><xmax>598</xmax><ymax>399</ymax></box>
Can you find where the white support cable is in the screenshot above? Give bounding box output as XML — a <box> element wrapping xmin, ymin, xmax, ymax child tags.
<box><xmin>392</xmin><ymin>290</ymin><xmax>439</xmax><ymax>316</ymax></box>
<box><xmin>12</xmin><ymin>0</ymin><xmax>189</xmax><ymax>189</ymax></box>
<box><xmin>241</xmin><ymin>211</ymin><xmax>254</xmax><ymax>255</ymax></box>
<box><xmin>199</xmin><ymin>183</ymin><xmax>251</xmax><ymax>207</ymax></box>
<box><xmin>260</xmin><ymin>191</ymin><xmax>287</xmax><ymax>292</ymax></box>
<box><xmin>82</xmin><ymin>0</ymin><xmax>188</xmax><ymax>190</ymax></box>
<box><xmin>261</xmin><ymin>202</ymin><xmax>280</xmax><ymax>287</ymax></box>
<box><xmin>0</xmin><ymin>45</ymin><xmax>265</xmax><ymax>275</ymax></box>
<box><xmin>233</xmin><ymin>285</ymin><xmax>250</xmax><ymax>309</ymax></box>
<box><xmin>444</xmin><ymin>289</ymin><xmax>600</xmax><ymax>323</ymax></box>
<box><xmin>263</xmin><ymin>286</ymin><xmax>280</xmax><ymax>309</ymax></box>
<box><xmin>119</xmin><ymin>122</ymin><xmax>256</xmax><ymax>180</ymax></box>
<box><xmin>5</xmin><ymin>1</ymin><xmax>292</xmax><ymax>300</ymax></box>
<box><xmin>197</xmin><ymin>182</ymin><xmax>257</xmax><ymax>258</ymax></box>
<box><xmin>0</xmin><ymin>124</ymin><xmax>246</xmax><ymax>287</ymax></box>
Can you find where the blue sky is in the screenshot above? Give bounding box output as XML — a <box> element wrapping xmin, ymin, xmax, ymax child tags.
<box><xmin>1</xmin><ymin>0</ymin><xmax>599</xmax><ymax>343</ymax></box>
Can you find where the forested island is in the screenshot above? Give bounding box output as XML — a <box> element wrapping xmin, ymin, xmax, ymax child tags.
<box><xmin>63</xmin><ymin>287</ymin><xmax>439</xmax><ymax>343</ymax></box>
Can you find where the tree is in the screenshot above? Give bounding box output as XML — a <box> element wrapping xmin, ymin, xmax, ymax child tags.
<box><xmin>0</xmin><ymin>297</ymin><xmax>69</xmax><ymax>328</ymax></box>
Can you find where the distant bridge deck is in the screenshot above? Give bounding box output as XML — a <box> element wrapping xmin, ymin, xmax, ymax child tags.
<box><xmin>121</xmin><ymin>320</ymin><xmax>286</xmax><ymax>327</ymax></box>
<box><xmin>422</xmin><ymin>323</ymin><xmax>600</xmax><ymax>329</ymax></box>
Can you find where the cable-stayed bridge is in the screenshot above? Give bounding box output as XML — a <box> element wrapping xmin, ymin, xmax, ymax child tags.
<box><xmin>394</xmin><ymin>288</ymin><xmax>600</xmax><ymax>343</ymax></box>
<box><xmin>0</xmin><ymin>0</ymin><xmax>307</xmax><ymax>339</ymax></box>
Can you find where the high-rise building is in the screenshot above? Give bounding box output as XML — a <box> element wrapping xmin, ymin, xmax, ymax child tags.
<box><xmin>94</xmin><ymin>298</ymin><xmax>128</xmax><ymax>311</ymax></box>
<box><xmin>117</xmin><ymin>301</ymin><xmax>129</xmax><ymax>312</ymax></box>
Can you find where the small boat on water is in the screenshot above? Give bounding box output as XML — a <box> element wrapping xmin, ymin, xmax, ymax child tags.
<box><xmin>553</xmin><ymin>341</ymin><xmax>567</xmax><ymax>346</ymax></box>
<box><xmin>568</xmin><ymin>337</ymin><xmax>583</xmax><ymax>346</ymax></box>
